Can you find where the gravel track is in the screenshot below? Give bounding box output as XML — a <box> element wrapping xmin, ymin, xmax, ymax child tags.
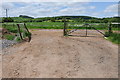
<box><xmin>2</xmin><ymin>29</ymin><xmax>118</xmax><ymax>78</ymax></box>
<box><xmin>0</xmin><ymin>39</ymin><xmax>17</xmax><ymax>49</ymax></box>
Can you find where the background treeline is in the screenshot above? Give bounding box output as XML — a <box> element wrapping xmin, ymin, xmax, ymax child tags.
<box><xmin>1</xmin><ymin>15</ymin><xmax>120</xmax><ymax>23</ymax></box>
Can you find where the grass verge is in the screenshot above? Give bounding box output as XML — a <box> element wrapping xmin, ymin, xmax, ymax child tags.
<box><xmin>105</xmin><ymin>32</ymin><xmax>120</xmax><ymax>44</ymax></box>
<box><xmin>4</xmin><ymin>34</ymin><xmax>15</xmax><ymax>40</ymax></box>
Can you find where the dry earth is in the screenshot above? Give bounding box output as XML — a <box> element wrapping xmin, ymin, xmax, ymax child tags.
<box><xmin>2</xmin><ymin>29</ymin><xmax>118</xmax><ymax>78</ymax></box>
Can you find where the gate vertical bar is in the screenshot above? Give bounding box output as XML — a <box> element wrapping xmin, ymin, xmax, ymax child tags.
<box><xmin>108</xmin><ymin>23</ymin><xmax>112</xmax><ymax>36</ymax></box>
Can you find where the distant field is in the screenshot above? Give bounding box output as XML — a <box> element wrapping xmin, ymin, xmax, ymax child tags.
<box><xmin>26</xmin><ymin>22</ymin><xmax>64</xmax><ymax>29</ymax></box>
<box><xmin>1</xmin><ymin>22</ymin><xmax>119</xmax><ymax>30</ymax></box>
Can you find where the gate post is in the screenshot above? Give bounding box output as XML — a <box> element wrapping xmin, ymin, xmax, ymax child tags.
<box><xmin>86</xmin><ymin>24</ymin><xmax>88</xmax><ymax>36</ymax></box>
<box><xmin>63</xmin><ymin>18</ymin><xmax>67</xmax><ymax>36</ymax></box>
<box><xmin>108</xmin><ymin>23</ymin><xmax>112</xmax><ymax>36</ymax></box>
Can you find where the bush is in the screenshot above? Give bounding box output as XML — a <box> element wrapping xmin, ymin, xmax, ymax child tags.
<box><xmin>25</xmin><ymin>32</ymin><xmax>31</xmax><ymax>37</ymax></box>
<box><xmin>105</xmin><ymin>32</ymin><xmax>111</xmax><ymax>37</ymax></box>
<box><xmin>106</xmin><ymin>32</ymin><xmax>120</xmax><ymax>44</ymax></box>
<box><xmin>19</xmin><ymin>15</ymin><xmax>34</xmax><ymax>19</ymax></box>
<box><xmin>24</xmin><ymin>32</ymin><xmax>31</xmax><ymax>42</ymax></box>
<box><xmin>4</xmin><ymin>35</ymin><xmax>15</xmax><ymax>40</ymax></box>
<box><xmin>16</xmin><ymin>37</ymin><xmax>21</xmax><ymax>42</ymax></box>
<box><xmin>2</xmin><ymin>17</ymin><xmax>14</xmax><ymax>22</ymax></box>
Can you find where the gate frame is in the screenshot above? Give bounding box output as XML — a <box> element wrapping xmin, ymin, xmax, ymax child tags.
<box><xmin>63</xmin><ymin>22</ymin><xmax>113</xmax><ymax>37</ymax></box>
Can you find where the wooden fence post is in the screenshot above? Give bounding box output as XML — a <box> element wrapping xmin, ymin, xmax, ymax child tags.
<box><xmin>24</xmin><ymin>23</ymin><xmax>30</xmax><ymax>33</ymax></box>
<box><xmin>17</xmin><ymin>24</ymin><xmax>23</xmax><ymax>40</ymax></box>
<box><xmin>24</xmin><ymin>23</ymin><xmax>31</xmax><ymax>42</ymax></box>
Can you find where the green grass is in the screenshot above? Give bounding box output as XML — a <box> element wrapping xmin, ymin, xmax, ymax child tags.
<box><xmin>105</xmin><ymin>32</ymin><xmax>120</xmax><ymax>44</ymax></box>
<box><xmin>26</xmin><ymin>22</ymin><xmax>110</xmax><ymax>30</ymax></box>
<box><xmin>26</xmin><ymin>22</ymin><xmax>64</xmax><ymax>29</ymax></box>
<box><xmin>4</xmin><ymin>34</ymin><xmax>15</xmax><ymax>40</ymax></box>
<box><xmin>2</xmin><ymin>23</ymin><xmax>18</xmax><ymax>33</ymax></box>
<box><xmin>1</xmin><ymin>22</ymin><xmax>119</xmax><ymax>30</ymax></box>
<box><xmin>1</xmin><ymin>22</ymin><xmax>120</xmax><ymax>44</ymax></box>
<box><xmin>16</xmin><ymin>37</ymin><xmax>21</xmax><ymax>42</ymax></box>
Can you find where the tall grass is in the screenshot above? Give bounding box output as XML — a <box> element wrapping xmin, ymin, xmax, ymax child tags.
<box><xmin>105</xmin><ymin>32</ymin><xmax>120</xmax><ymax>44</ymax></box>
<box><xmin>4</xmin><ymin>34</ymin><xmax>15</xmax><ymax>40</ymax></box>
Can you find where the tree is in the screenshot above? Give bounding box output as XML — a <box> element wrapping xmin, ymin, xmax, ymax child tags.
<box><xmin>19</xmin><ymin>15</ymin><xmax>34</xmax><ymax>19</ymax></box>
<box><xmin>51</xmin><ymin>18</ymin><xmax>55</xmax><ymax>22</ymax></box>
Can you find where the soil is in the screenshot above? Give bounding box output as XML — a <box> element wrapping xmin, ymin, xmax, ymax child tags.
<box><xmin>1</xmin><ymin>29</ymin><xmax>118</xmax><ymax>78</ymax></box>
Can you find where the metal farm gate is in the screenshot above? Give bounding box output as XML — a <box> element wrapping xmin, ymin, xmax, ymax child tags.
<box><xmin>63</xmin><ymin>21</ymin><xmax>112</xmax><ymax>37</ymax></box>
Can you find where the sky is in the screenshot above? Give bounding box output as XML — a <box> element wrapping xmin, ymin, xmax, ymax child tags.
<box><xmin>1</xmin><ymin>1</ymin><xmax>119</xmax><ymax>18</ymax></box>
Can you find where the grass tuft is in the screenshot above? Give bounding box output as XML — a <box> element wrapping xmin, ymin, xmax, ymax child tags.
<box><xmin>4</xmin><ymin>35</ymin><xmax>15</xmax><ymax>40</ymax></box>
<box><xmin>105</xmin><ymin>32</ymin><xmax>120</xmax><ymax>44</ymax></box>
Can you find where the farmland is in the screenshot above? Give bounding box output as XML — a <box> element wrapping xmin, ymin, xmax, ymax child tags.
<box><xmin>1</xmin><ymin>0</ymin><xmax>120</xmax><ymax>79</ymax></box>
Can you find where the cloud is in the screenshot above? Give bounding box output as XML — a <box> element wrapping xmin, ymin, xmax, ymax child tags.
<box><xmin>1</xmin><ymin>2</ymin><xmax>119</xmax><ymax>18</ymax></box>
<box><xmin>2</xmin><ymin>0</ymin><xmax>92</xmax><ymax>2</ymax></box>
<box><xmin>2</xmin><ymin>2</ymin><xmax>15</xmax><ymax>9</ymax></box>
<box><xmin>104</xmin><ymin>4</ymin><xmax>118</xmax><ymax>13</ymax></box>
<box><xmin>103</xmin><ymin>3</ymin><xmax>119</xmax><ymax>17</ymax></box>
<box><xmin>2</xmin><ymin>0</ymin><xmax>119</xmax><ymax>2</ymax></box>
<box><xmin>1</xmin><ymin>2</ymin><xmax>97</xmax><ymax>17</ymax></box>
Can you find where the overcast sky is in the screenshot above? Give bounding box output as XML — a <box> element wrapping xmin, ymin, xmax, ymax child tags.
<box><xmin>1</xmin><ymin>2</ymin><xmax>119</xmax><ymax>18</ymax></box>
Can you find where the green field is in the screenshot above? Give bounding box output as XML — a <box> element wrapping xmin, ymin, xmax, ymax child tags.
<box><xmin>26</xmin><ymin>22</ymin><xmax>64</xmax><ymax>29</ymax></box>
<box><xmin>1</xmin><ymin>22</ymin><xmax>119</xmax><ymax>30</ymax></box>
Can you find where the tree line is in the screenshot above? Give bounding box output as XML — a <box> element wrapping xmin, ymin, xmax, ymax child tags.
<box><xmin>1</xmin><ymin>15</ymin><xmax>120</xmax><ymax>23</ymax></box>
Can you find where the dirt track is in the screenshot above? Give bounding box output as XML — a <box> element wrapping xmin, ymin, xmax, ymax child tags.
<box><xmin>2</xmin><ymin>29</ymin><xmax>118</xmax><ymax>78</ymax></box>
